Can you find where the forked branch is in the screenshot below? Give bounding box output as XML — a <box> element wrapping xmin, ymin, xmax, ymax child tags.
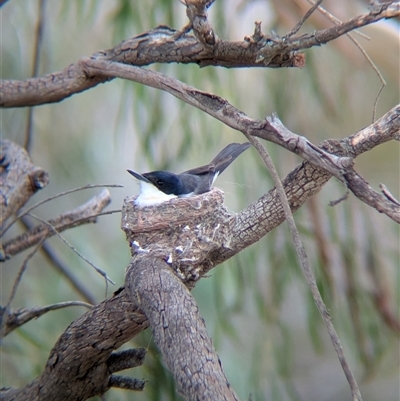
<box><xmin>1</xmin><ymin>2</ymin><xmax>398</xmax><ymax>107</ymax></box>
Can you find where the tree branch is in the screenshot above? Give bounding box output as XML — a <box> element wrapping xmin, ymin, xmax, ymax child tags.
<box><xmin>1</xmin><ymin>2</ymin><xmax>398</xmax><ymax>108</ymax></box>
<box><xmin>2</xmin><ymin>189</ymin><xmax>112</xmax><ymax>259</ymax></box>
<box><xmin>126</xmin><ymin>255</ymin><xmax>240</xmax><ymax>401</ymax></box>
<box><xmin>0</xmin><ymin>139</ymin><xmax>49</xmax><ymax>228</ymax></box>
<box><xmin>206</xmin><ymin>105</ymin><xmax>399</xmax><ymax>269</ymax></box>
<box><xmin>255</xmin><ymin>2</ymin><xmax>400</xmax><ymax>64</ymax></box>
<box><xmin>343</xmin><ymin>169</ymin><xmax>400</xmax><ymax>223</ymax></box>
<box><xmin>80</xmin><ymin>59</ymin><xmax>354</xmax><ymax>179</ymax></box>
<box><xmin>1</xmin><ymin>301</ymin><xmax>92</xmax><ymax>338</ymax></box>
<box><xmin>0</xmin><ymin>288</ymin><xmax>149</xmax><ymax>401</ymax></box>
<box><xmin>241</xmin><ymin>135</ymin><xmax>361</xmax><ymax>401</ymax></box>
<box><xmin>107</xmin><ymin>348</ymin><xmax>147</xmax><ymax>373</ymax></box>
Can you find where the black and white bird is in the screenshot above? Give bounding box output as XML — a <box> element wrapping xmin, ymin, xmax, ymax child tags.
<box><xmin>128</xmin><ymin>142</ymin><xmax>250</xmax><ymax>207</ymax></box>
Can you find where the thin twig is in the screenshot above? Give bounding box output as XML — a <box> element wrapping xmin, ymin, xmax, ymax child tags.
<box><xmin>28</xmin><ymin>213</ymin><xmax>115</xmax><ymax>289</ymax></box>
<box><xmin>305</xmin><ymin>0</ymin><xmax>371</xmax><ymax>40</ymax></box>
<box><xmin>380</xmin><ymin>183</ymin><xmax>400</xmax><ymax>206</ymax></box>
<box><xmin>345</xmin><ymin>35</ymin><xmax>385</xmax><ymax>122</ymax></box>
<box><xmin>307</xmin><ymin>196</ymin><xmax>335</xmax><ymax>298</ymax></box>
<box><xmin>24</xmin><ymin>0</ymin><xmax>46</xmax><ymax>151</ymax></box>
<box><xmin>4</xmin><ymin>208</ymin><xmax>121</xmax><ymax>258</ymax></box>
<box><xmin>286</xmin><ymin>0</ymin><xmax>324</xmax><ymax>38</ymax></box>
<box><xmin>3</xmin><ymin>191</ymin><xmax>116</xmax><ymax>258</ymax></box>
<box><xmin>5</xmin><ymin>239</ymin><xmax>45</xmax><ymax>307</ymax></box>
<box><xmin>2</xmin><ymin>301</ymin><xmax>93</xmax><ymax>338</ymax></box>
<box><xmin>0</xmin><ymin>184</ymin><xmax>123</xmax><ymax>236</ymax></box>
<box><xmin>244</xmin><ymin>134</ymin><xmax>363</xmax><ymax>401</ymax></box>
<box><xmin>305</xmin><ymin>0</ymin><xmax>386</xmax><ymax>122</ymax></box>
<box><xmin>0</xmin><ymin>239</ymin><xmax>45</xmax><ymax>338</ymax></box>
<box><xmin>343</xmin><ymin>170</ymin><xmax>400</xmax><ymax>223</ymax></box>
<box><xmin>20</xmin><ymin>215</ymin><xmax>97</xmax><ymax>304</ymax></box>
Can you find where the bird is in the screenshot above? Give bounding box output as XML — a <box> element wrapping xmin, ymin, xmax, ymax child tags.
<box><xmin>128</xmin><ymin>142</ymin><xmax>251</xmax><ymax>207</ymax></box>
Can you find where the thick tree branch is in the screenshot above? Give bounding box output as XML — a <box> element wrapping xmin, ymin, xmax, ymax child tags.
<box><xmin>126</xmin><ymin>255</ymin><xmax>240</xmax><ymax>401</ymax></box>
<box><xmin>1</xmin><ymin>3</ymin><xmax>398</xmax><ymax>108</ymax></box>
<box><xmin>1</xmin><ymin>289</ymin><xmax>149</xmax><ymax>401</ymax></box>
<box><xmin>0</xmin><ymin>24</ymin><xmax>300</xmax><ymax>108</ymax></box>
<box><xmin>81</xmin><ymin>59</ymin><xmax>353</xmax><ymax>179</ymax></box>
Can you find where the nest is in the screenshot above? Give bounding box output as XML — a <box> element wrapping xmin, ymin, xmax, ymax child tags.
<box><xmin>122</xmin><ymin>188</ymin><xmax>234</xmax><ymax>283</ymax></box>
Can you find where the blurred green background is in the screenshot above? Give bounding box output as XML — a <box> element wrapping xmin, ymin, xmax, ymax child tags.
<box><xmin>1</xmin><ymin>1</ymin><xmax>399</xmax><ymax>400</ymax></box>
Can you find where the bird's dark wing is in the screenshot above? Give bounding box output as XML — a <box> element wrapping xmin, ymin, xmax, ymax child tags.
<box><xmin>177</xmin><ymin>173</ymin><xmax>201</xmax><ymax>195</ymax></box>
<box><xmin>182</xmin><ymin>163</ymin><xmax>214</xmax><ymax>176</ymax></box>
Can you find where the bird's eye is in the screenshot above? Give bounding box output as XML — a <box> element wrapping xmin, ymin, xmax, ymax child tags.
<box><xmin>157</xmin><ymin>180</ymin><xmax>164</xmax><ymax>186</ymax></box>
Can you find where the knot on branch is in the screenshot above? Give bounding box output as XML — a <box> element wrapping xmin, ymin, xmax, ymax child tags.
<box><xmin>121</xmin><ymin>188</ymin><xmax>233</xmax><ymax>283</ymax></box>
<box><xmin>0</xmin><ymin>139</ymin><xmax>49</xmax><ymax>227</ymax></box>
<box><xmin>183</xmin><ymin>0</ymin><xmax>216</xmax><ymax>47</ymax></box>
<box><xmin>107</xmin><ymin>348</ymin><xmax>147</xmax><ymax>373</ymax></box>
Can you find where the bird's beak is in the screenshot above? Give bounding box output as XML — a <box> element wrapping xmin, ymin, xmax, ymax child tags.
<box><xmin>127</xmin><ymin>169</ymin><xmax>151</xmax><ymax>183</ymax></box>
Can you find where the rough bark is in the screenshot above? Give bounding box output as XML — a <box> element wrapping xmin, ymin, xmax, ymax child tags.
<box><xmin>0</xmin><ymin>139</ymin><xmax>49</xmax><ymax>228</ymax></box>
<box><xmin>1</xmin><ymin>3</ymin><xmax>398</xmax><ymax>108</ymax></box>
<box><xmin>1</xmin><ymin>289</ymin><xmax>148</xmax><ymax>401</ymax></box>
<box><xmin>126</xmin><ymin>256</ymin><xmax>239</xmax><ymax>401</ymax></box>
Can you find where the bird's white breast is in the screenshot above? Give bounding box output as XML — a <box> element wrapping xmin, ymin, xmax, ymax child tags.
<box><xmin>134</xmin><ymin>181</ymin><xmax>177</xmax><ymax>207</ymax></box>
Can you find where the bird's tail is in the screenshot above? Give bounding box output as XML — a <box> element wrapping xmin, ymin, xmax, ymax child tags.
<box><xmin>182</xmin><ymin>142</ymin><xmax>251</xmax><ymax>179</ymax></box>
<box><xmin>183</xmin><ymin>142</ymin><xmax>251</xmax><ymax>176</ymax></box>
<box><xmin>209</xmin><ymin>142</ymin><xmax>251</xmax><ymax>175</ymax></box>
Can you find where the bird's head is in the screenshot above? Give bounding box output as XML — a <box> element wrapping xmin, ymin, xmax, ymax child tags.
<box><xmin>143</xmin><ymin>171</ymin><xmax>182</xmax><ymax>195</ymax></box>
